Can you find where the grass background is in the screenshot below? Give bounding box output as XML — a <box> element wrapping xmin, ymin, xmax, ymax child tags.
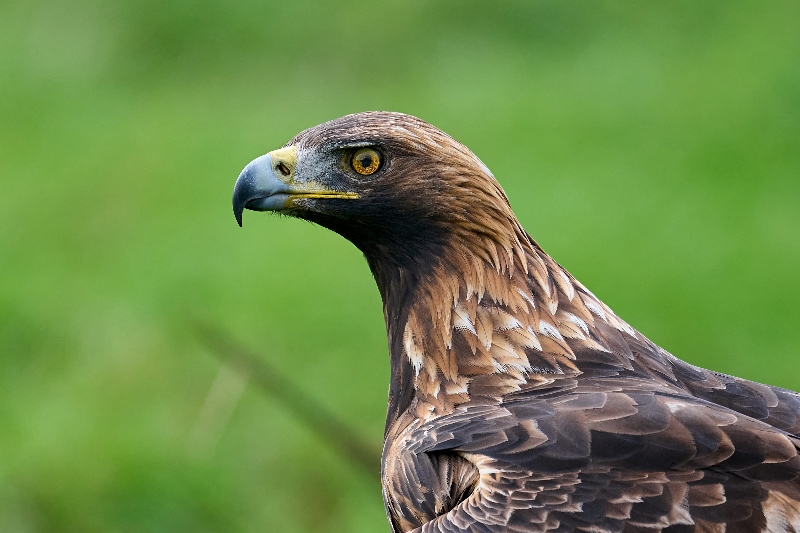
<box><xmin>1</xmin><ymin>1</ymin><xmax>799</xmax><ymax>531</ymax></box>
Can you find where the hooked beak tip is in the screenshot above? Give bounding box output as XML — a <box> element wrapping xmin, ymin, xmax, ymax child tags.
<box><xmin>232</xmin><ymin>153</ymin><xmax>285</xmax><ymax>227</ymax></box>
<box><xmin>233</xmin><ymin>195</ymin><xmax>246</xmax><ymax>227</ymax></box>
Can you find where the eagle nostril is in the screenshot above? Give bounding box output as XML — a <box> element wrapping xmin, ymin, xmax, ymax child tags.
<box><xmin>276</xmin><ymin>162</ymin><xmax>291</xmax><ymax>176</ymax></box>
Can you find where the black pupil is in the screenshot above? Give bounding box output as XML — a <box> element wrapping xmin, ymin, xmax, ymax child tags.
<box><xmin>358</xmin><ymin>154</ymin><xmax>373</xmax><ymax>169</ymax></box>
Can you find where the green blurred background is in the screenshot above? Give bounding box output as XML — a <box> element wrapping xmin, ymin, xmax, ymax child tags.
<box><xmin>1</xmin><ymin>1</ymin><xmax>799</xmax><ymax>531</ymax></box>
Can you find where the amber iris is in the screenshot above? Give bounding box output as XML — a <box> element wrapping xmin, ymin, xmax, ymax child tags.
<box><xmin>351</xmin><ymin>147</ymin><xmax>382</xmax><ymax>175</ymax></box>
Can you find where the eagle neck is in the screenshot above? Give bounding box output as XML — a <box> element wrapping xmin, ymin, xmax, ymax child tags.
<box><xmin>368</xmin><ymin>222</ymin><xmax>555</xmax><ymax>427</ymax></box>
<box><xmin>368</xmin><ymin>224</ymin><xmax>644</xmax><ymax>430</ymax></box>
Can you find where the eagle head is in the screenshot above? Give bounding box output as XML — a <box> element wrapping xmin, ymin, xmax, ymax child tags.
<box><xmin>233</xmin><ymin>112</ymin><xmax>519</xmax><ymax>270</ymax></box>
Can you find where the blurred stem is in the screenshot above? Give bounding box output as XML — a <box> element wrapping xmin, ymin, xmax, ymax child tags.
<box><xmin>192</xmin><ymin>319</ymin><xmax>382</xmax><ymax>482</ymax></box>
<box><xmin>186</xmin><ymin>362</ymin><xmax>249</xmax><ymax>461</ymax></box>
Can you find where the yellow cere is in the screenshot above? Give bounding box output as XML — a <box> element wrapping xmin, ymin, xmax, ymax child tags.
<box><xmin>351</xmin><ymin>147</ymin><xmax>381</xmax><ymax>176</ymax></box>
<box><xmin>269</xmin><ymin>146</ymin><xmax>298</xmax><ymax>181</ymax></box>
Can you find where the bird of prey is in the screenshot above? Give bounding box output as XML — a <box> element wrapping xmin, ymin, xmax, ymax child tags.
<box><xmin>232</xmin><ymin>112</ymin><xmax>800</xmax><ymax>532</ymax></box>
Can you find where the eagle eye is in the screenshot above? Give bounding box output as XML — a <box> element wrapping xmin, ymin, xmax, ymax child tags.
<box><xmin>350</xmin><ymin>147</ymin><xmax>382</xmax><ymax>176</ymax></box>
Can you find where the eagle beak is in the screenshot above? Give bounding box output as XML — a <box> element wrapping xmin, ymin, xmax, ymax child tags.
<box><xmin>232</xmin><ymin>153</ymin><xmax>292</xmax><ymax>227</ymax></box>
<box><xmin>233</xmin><ymin>146</ymin><xmax>359</xmax><ymax>227</ymax></box>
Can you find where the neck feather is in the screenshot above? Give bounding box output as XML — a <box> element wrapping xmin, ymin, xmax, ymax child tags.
<box><xmin>368</xmin><ymin>221</ymin><xmax>643</xmax><ymax>426</ymax></box>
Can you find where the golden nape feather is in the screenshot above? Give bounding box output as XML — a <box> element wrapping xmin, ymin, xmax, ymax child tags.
<box><xmin>233</xmin><ymin>112</ymin><xmax>800</xmax><ymax>533</ymax></box>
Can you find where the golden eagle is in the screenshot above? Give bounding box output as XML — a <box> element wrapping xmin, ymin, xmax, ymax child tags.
<box><xmin>233</xmin><ymin>112</ymin><xmax>800</xmax><ymax>533</ymax></box>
